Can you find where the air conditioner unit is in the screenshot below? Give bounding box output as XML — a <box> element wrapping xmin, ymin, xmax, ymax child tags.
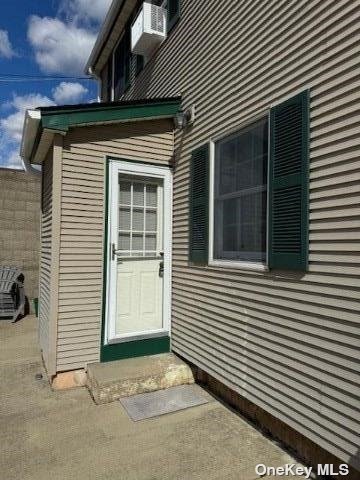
<box><xmin>131</xmin><ymin>2</ymin><xmax>166</xmax><ymax>56</ymax></box>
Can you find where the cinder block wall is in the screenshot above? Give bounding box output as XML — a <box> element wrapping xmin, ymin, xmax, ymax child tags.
<box><xmin>0</xmin><ymin>168</ymin><xmax>41</xmax><ymax>305</ymax></box>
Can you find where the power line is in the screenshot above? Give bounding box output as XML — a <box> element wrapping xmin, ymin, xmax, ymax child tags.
<box><xmin>0</xmin><ymin>73</ymin><xmax>93</xmax><ymax>82</ymax></box>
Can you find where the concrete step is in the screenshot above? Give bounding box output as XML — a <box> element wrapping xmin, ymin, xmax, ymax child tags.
<box><xmin>86</xmin><ymin>353</ymin><xmax>195</xmax><ymax>405</ymax></box>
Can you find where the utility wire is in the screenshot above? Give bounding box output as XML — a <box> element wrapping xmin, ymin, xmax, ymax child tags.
<box><xmin>0</xmin><ymin>73</ymin><xmax>93</xmax><ymax>82</ymax></box>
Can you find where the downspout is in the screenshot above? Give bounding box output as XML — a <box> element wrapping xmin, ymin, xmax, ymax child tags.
<box><xmin>20</xmin><ymin>109</ymin><xmax>42</xmax><ymax>177</ymax></box>
<box><xmin>21</xmin><ymin>156</ymin><xmax>41</xmax><ymax>177</ymax></box>
<box><xmin>88</xmin><ymin>66</ymin><xmax>102</xmax><ymax>103</ymax></box>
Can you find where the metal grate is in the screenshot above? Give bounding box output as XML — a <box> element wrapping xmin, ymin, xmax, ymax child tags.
<box><xmin>150</xmin><ymin>4</ymin><xmax>165</xmax><ymax>32</ymax></box>
<box><xmin>119</xmin><ymin>384</ymin><xmax>210</xmax><ymax>421</ymax></box>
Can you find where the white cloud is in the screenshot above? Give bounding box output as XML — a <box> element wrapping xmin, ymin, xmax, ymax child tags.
<box><xmin>52</xmin><ymin>82</ymin><xmax>88</xmax><ymax>104</ymax></box>
<box><xmin>1</xmin><ymin>93</ymin><xmax>55</xmax><ymax>143</ymax></box>
<box><xmin>0</xmin><ymin>29</ymin><xmax>17</xmax><ymax>58</ymax></box>
<box><xmin>60</xmin><ymin>0</ymin><xmax>113</xmax><ymax>23</ymax></box>
<box><xmin>27</xmin><ymin>0</ymin><xmax>112</xmax><ymax>75</ymax></box>
<box><xmin>0</xmin><ymin>93</ymin><xmax>55</xmax><ymax>170</ymax></box>
<box><xmin>0</xmin><ymin>149</ymin><xmax>23</xmax><ymax>170</ymax></box>
<box><xmin>27</xmin><ymin>15</ymin><xmax>97</xmax><ymax>75</ymax></box>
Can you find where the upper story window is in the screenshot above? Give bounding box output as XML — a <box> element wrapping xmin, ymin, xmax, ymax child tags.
<box><xmin>166</xmin><ymin>0</ymin><xmax>181</xmax><ymax>32</ymax></box>
<box><xmin>99</xmin><ymin>0</ymin><xmax>182</xmax><ymax>101</ymax></box>
<box><xmin>106</xmin><ymin>57</ymin><xmax>113</xmax><ymax>102</ymax></box>
<box><xmin>113</xmin><ymin>27</ymin><xmax>131</xmax><ymax>99</ymax></box>
<box><xmin>213</xmin><ymin>118</ymin><xmax>268</xmax><ymax>263</ymax></box>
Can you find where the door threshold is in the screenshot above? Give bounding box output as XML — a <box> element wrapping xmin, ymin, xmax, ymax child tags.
<box><xmin>108</xmin><ymin>330</ymin><xmax>169</xmax><ymax>344</ymax></box>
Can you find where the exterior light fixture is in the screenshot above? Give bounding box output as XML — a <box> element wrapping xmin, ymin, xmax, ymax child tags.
<box><xmin>174</xmin><ymin>105</ymin><xmax>196</xmax><ymax>130</ymax></box>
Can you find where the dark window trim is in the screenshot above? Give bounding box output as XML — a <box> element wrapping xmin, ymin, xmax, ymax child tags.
<box><xmin>113</xmin><ymin>24</ymin><xmax>132</xmax><ymax>99</ymax></box>
<box><xmin>135</xmin><ymin>55</ymin><xmax>144</xmax><ymax>77</ymax></box>
<box><xmin>167</xmin><ymin>0</ymin><xmax>181</xmax><ymax>33</ymax></box>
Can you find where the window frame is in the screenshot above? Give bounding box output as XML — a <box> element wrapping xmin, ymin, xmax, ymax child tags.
<box><xmin>208</xmin><ymin>112</ymin><xmax>271</xmax><ymax>272</ymax></box>
<box><xmin>166</xmin><ymin>0</ymin><xmax>181</xmax><ymax>33</ymax></box>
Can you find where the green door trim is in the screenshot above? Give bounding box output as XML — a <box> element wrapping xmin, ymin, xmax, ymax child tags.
<box><xmin>100</xmin><ymin>157</ymin><xmax>170</xmax><ymax>363</ymax></box>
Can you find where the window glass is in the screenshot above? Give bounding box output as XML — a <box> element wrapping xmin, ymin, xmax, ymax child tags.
<box><xmin>214</xmin><ymin>118</ymin><xmax>268</xmax><ymax>262</ymax></box>
<box><xmin>107</xmin><ymin>57</ymin><xmax>113</xmax><ymax>101</ymax></box>
<box><xmin>113</xmin><ymin>28</ymin><xmax>131</xmax><ymax>99</ymax></box>
<box><xmin>167</xmin><ymin>0</ymin><xmax>180</xmax><ymax>32</ymax></box>
<box><xmin>118</xmin><ymin>179</ymin><xmax>160</xmax><ymax>258</ymax></box>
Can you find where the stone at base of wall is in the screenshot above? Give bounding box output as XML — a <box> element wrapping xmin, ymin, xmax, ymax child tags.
<box><xmin>52</xmin><ymin>369</ymin><xmax>87</xmax><ymax>390</ymax></box>
<box><xmin>192</xmin><ymin>366</ymin><xmax>359</xmax><ymax>480</ymax></box>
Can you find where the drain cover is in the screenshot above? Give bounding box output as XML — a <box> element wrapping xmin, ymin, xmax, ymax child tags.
<box><xmin>119</xmin><ymin>384</ymin><xmax>209</xmax><ymax>421</ymax></box>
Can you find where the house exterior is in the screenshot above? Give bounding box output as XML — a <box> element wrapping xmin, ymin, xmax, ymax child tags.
<box><xmin>21</xmin><ymin>0</ymin><xmax>359</xmax><ymax>476</ymax></box>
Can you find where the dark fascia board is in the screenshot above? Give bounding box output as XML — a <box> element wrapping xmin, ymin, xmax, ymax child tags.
<box><xmin>39</xmin><ymin>97</ymin><xmax>181</xmax><ymax>131</ymax></box>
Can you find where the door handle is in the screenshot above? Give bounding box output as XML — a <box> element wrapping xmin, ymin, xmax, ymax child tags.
<box><xmin>111</xmin><ymin>243</ymin><xmax>122</xmax><ymax>261</ymax></box>
<box><xmin>159</xmin><ymin>260</ymin><xmax>164</xmax><ymax>277</ymax></box>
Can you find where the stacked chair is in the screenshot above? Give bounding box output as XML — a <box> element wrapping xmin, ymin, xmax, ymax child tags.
<box><xmin>0</xmin><ymin>266</ymin><xmax>26</xmax><ymax>322</ymax></box>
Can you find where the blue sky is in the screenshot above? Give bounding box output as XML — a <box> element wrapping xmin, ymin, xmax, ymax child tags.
<box><xmin>0</xmin><ymin>0</ymin><xmax>112</xmax><ymax>169</ymax></box>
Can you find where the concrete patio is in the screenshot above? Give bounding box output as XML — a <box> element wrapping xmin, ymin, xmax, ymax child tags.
<box><xmin>0</xmin><ymin>316</ymin><xmax>305</xmax><ymax>480</ymax></box>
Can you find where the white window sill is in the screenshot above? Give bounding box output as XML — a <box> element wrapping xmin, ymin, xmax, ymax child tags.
<box><xmin>208</xmin><ymin>260</ymin><xmax>269</xmax><ymax>272</ymax></box>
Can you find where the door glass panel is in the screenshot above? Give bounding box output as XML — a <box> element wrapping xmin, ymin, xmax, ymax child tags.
<box><xmin>119</xmin><ymin>207</ymin><xmax>130</xmax><ymax>230</ymax></box>
<box><xmin>115</xmin><ymin>174</ymin><xmax>164</xmax><ymax>337</ymax></box>
<box><xmin>145</xmin><ymin>234</ymin><xmax>156</xmax><ymax>251</ymax></box>
<box><xmin>119</xmin><ymin>233</ymin><xmax>130</xmax><ymax>251</ymax></box>
<box><xmin>133</xmin><ymin>183</ymin><xmax>144</xmax><ymax>206</ymax></box>
<box><xmin>132</xmin><ymin>208</ymin><xmax>144</xmax><ymax>231</ymax></box>
<box><xmin>145</xmin><ymin>210</ymin><xmax>157</xmax><ymax>231</ymax></box>
<box><xmin>132</xmin><ymin>233</ymin><xmax>143</xmax><ymax>251</ymax></box>
<box><xmin>119</xmin><ymin>181</ymin><xmax>131</xmax><ymax>205</ymax></box>
<box><xmin>146</xmin><ymin>185</ymin><xmax>157</xmax><ymax>206</ymax></box>
<box><xmin>118</xmin><ymin>177</ymin><xmax>161</xmax><ymax>257</ymax></box>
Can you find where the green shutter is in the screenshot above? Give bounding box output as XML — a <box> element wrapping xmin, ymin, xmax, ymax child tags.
<box><xmin>269</xmin><ymin>90</ymin><xmax>310</xmax><ymax>271</ymax></box>
<box><xmin>167</xmin><ymin>0</ymin><xmax>181</xmax><ymax>32</ymax></box>
<box><xmin>189</xmin><ymin>144</ymin><xmax>209</xmax><ymax>265</ymax></box>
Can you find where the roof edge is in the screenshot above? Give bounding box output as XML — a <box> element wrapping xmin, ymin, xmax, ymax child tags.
<box><xmin>38</xmin><ymin>97</ymin><xmax>181</xmax><ymax>115</ymax></box>
<box><xmin>22</xmin><ymin>97</ymin><xmax>181</xmax><ymax>165</ymax></box>
<box><xmin>85</xmin><ymin>0</ymin><xmax>125</xmax><ymax>75</ymax></box>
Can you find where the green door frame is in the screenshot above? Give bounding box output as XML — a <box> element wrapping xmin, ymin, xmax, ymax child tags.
<box><xmin>100</xmin><ymin>157</ymin><xmax>170</xmax><ymax>363</ymax></box>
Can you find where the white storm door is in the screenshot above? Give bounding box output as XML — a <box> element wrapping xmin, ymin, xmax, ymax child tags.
<box><xmin>106</xmin><ymin>161</ymin><xmax>172</xmax><ymax>344</ymax></box>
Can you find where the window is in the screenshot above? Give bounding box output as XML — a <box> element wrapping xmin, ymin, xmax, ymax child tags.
<box><xmin>166</xmin><ymin>0</ymin><xmax>180</xmax><ymax>32</ymax></box>
<box><xmin>118</xmin><ymin>178</ymin><xmax>161</xmax><ymax>258</ymax></box>
<box><xmin>189</xmin><ymin>91</ymin><xmax>310</xmax><ymax>272</ymax></box>
<box><xmin>106</xmin><ymin>57</ymin><xmax>113</xmax><ymax>101</ymax></box>
<box><xmin>113</xmin><ymin>27</ymin><xmax>131</xmax><ymax>99</ymax></box>
<box><xmin>213</xmin><ymin>118</ymin><xmax>268</xmax><ymax>263</ymax></box>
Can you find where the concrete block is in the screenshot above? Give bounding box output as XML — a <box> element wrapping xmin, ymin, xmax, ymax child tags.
<box><xmin>25</xmin><ymin>201</ymin><xmax>40</xmax><ymax>212</ymax></box>
<box><xmin>87</xmin><ymin>353</ymin><xmax>195</xmax><ymax>405</ymax></box>
<box><xmin>52</xmin><ymin>369</ymin><xmax>87</xmax><ymax>390</ymax></box>
<box><xmin>14</xmin><ymin>211</ymin><xmax>27</xmax><ymax>221</ymax></box>
<box><xmin>4</xmin><ymin>199</ymin><xmax>26</xmax><ymax>211</ymax></box>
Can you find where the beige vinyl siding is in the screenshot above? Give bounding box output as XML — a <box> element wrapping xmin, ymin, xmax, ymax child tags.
<box><xmin>116</xmin><ymin>0</ymin><xmax>360</xmax><ymax>469</ymax></box>
<box><xmin>56</xmin><ymin>119</ymin><xmax>174</xmax><ymax>372</ymax></box>
<box><xmin>38</xmin><ymin>149</ymin><xmax>53</xmax><ymax>369</ymax></box>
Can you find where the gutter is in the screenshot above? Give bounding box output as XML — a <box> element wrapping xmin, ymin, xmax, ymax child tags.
<box><xmin>20</xmin><ymin>110</ymin><xmax>42</xmax><ymax>177</ymax></box>
<box><xmin>22</xmin><ymin>156</ymin><xmax>41</xmax><ymax>177</ymax></box>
